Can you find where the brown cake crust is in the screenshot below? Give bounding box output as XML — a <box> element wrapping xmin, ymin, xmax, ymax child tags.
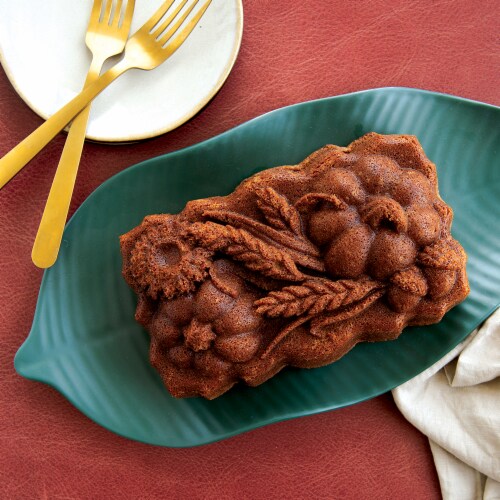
<box><xmin>120</xmin><ymin>133</ymin><xmax>470</xmax><ymax>399</ymax></box>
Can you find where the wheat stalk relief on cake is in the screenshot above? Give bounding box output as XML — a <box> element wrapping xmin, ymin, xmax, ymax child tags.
<box><xmin>120</xmin><ymin>133</ymin><xmax>469</xmax><ymax>399</ymax></box>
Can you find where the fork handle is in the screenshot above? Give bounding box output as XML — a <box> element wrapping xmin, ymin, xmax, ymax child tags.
<box><xmin>31</xmin><ymin>57</ymin><xmax>104</xmax><ymax>268</ymax></box>
<box><xmin>0</xmin><ymin>59</ymin><xmax>130</xmax><ymax>190</ymax></box>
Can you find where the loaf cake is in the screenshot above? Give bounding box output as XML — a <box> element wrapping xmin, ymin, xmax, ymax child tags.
<box><xmin>120</xmin><ymin>132</ymin><xmax>470</xmax><ymax>399</ymax></box>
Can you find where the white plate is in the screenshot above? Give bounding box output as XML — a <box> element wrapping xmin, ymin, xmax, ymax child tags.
<box><xmin>0</xmin><ymin>0</ymin><xmax>243</xmax><ymax>142</ymax></box>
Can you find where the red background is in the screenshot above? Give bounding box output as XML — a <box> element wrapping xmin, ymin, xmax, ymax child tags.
<box><xmin>0</xmin><ymin>1</ymin><xmax>498</xmax><ymax>498</ymax></box>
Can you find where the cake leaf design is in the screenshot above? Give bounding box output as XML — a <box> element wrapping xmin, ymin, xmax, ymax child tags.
<box><xmin>309</xmin><ymin>289</ymin><xmax>386</xmax><ymax>337</ymax></box>
<box><xmin>360</xmin><ymin>197</ymin><xmax>408</xmax><ymax>233</ymax></box>
<box><xmin>203</xmin><ymin>209</ymin><xmax>319</xmax><ymax>255</ymax></box>
<box><xmin>257</xmin><ymin>279</ymin><xmax>385</xmax><ymax>356</ymax></box>
<box><xmin>255</xmin><ymin>278</ymin><xmax>383</xmax><ymax>318</ymax></box>
<box><xmin>187</xmin><ymin>222</ymin><xmax>304</xmax><ymax>281</ymax></box>
<box><xmin>255</xmin><ymin>187</ymin><xmax>303</xmax><ymax>235</ymax></box>
<box><xmin>208</xmin><ymin>265</ymin><xmax>239</xmax><ymax>298</ymax></box>
<box><xmin>295</xmin><ymin>192</ymin><xmax>347</xmax><ymax>212</ymax></box>
<box><xmin>201</xmin><ymin>209</ymin><xmax>325</xmax><ymax>272</ymax></box>
<box><xmin>390</xmin><ymin>266</ymin><xmax>428</xmax><ymax>296</ymax></box>
<box><xmin>418</xmin><ymin>239</ymin><xmax>466</xmax><ymax>270</ymax></box>
<box><xmin>433</xmin><ymin>201</ymin><xmax>453</xmax><ymax>234</ymax></box>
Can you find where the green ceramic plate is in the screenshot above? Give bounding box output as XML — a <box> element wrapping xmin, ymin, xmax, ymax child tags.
<box><xmin>15</xmin><ymin>88</ymin><xmax>500</xmax><ymax>447</ymax></box>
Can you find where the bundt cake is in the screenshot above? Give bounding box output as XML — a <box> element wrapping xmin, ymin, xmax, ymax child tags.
<box><xmin>120</xmin><ymin>132</ymin><xmax>470</xmax><ymax>399</ymax></box>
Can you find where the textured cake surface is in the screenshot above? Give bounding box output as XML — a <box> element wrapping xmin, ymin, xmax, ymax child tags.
<box><xmin>120</xmin><ymin>133</ymin><xmax>469</xmax><ymax>399</ymax></box>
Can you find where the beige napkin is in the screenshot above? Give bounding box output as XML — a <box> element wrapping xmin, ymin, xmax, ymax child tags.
<box><xmin>392</xmin><ymin>309</ymin><xmax>500</xmax><ymax>500</ymax></box>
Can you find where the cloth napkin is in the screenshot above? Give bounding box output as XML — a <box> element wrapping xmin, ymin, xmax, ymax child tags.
<box><xmin>392</xmin><ymin>309</ymin><xmax>500</xmax><ymax>500</ymax></box>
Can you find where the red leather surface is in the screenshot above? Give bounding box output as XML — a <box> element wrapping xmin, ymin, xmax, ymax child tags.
<box><xmin>0</xmin><ymin>0</ymin><xmax>497</xmax><ymax>498</ymax></box>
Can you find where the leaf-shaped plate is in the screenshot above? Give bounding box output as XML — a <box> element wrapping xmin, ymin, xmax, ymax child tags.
<box><xmin>15</xmin><ymin>88</ymin><xmax>500</xmax><ymax>447</ymax></box>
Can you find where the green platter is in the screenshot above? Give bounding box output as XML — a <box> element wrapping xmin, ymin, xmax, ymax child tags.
<box><xmin>15</xmin><ymin>88</ymin><xmax>500</xmax><ymax>447</ymax></box>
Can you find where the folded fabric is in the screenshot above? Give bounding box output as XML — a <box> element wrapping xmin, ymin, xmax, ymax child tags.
<box><xmin>392</xmin><ymin>309</ymin><xmax>500</xmax><ymax>500</ymax></box>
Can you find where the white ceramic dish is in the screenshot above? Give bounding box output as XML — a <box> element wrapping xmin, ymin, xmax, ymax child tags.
<box><xmin>0</xmin><ymin>0</ymin><xmax>243</xmax><ymax>142</ymax></box>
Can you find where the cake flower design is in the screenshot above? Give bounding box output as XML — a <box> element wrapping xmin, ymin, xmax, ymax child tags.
<box><xmin>120</xmin><ymin>133</ymin><xmax>469</xmax><ymax>399</ymax></box>
<box><xmin>122</xmin><ymin>215</ymin><xmax>212</xmax><ymax>299</ymax></box>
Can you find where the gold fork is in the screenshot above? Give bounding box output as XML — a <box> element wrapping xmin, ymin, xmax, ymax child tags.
<box><xmin>0</xmin><ymin>0</ymin><xmax>212</xmax><ymax>188</ymax></box>
<box><xmin>31</xmin><ymin>0</ymin><xmax>135</xmax><ymax>269</ymax></box>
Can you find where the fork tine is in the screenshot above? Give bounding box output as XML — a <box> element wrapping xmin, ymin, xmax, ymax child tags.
<box><xmin>161</xmin><ymin>0</ymin><xmax>211</xmax><ymax>52</ymax></box>
<box><xmin>111</xmin><ymin>0</ymin><xmax>123</xmax><ymax>26</ymax></box>
<box><xmin>102</xmin><ymin>0</ymin><xmax>113</xmax><ymax>24</ymax></box>
<box><xmin>157</xmin><ymin>0</ymin><xmax>199</xmax><ymax>45</ymax></box>
<box><xmin>151</xmin><ymin>0</ymin><xmax>188</xmax><ymax>38</ymax></box>
<box><xmin>88</xmin><ymin>0</ymin><xmax>103</xmax><ymax>26</ymax></box>
<box><xmin>139</xmin><ymin>0</ymin><xmax>176</xmax><ymax>33</ymax></box>
<box><xmin>121</xmin><ymin>0</ymin><xmax>135</xmax><ymax>28</ymax></box>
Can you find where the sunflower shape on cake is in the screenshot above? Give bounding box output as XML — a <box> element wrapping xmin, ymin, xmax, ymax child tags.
<box><xmin>120</xmin><ymin>133</ymin><xmax>469</xmax><ymax>399</ymax></box>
